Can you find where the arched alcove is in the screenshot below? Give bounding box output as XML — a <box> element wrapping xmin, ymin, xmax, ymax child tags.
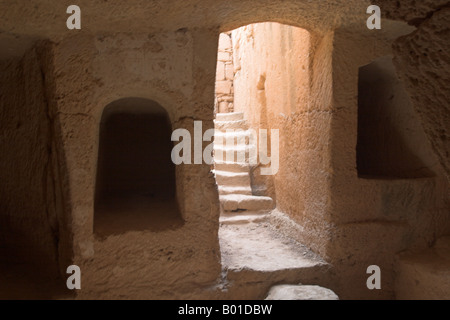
<box><xmin>357</xmin><ymin>56</ymin><xmax>435</xmax><ymax>179</ymax></box>
<box><xmin>94</xmin><ymin>97</ymin><xmax>183</xmax><ymax>236</ymax></box>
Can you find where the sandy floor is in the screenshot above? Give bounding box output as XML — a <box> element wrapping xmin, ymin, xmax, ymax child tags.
<box><xmin>219</xmin><ymin>220</ymin><xmax>323</xmax><ymax>271</ymax></box>
<box><xmin>94</xmin><ymin>196</ymin><xmax>184</xmax><ymax>237</ymax></box>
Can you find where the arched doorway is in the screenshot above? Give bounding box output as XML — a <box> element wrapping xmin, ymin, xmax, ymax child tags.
<box><xmin>214</xmin><ymin>22</ymin><xmax>323</xmax><ymax>272</ymax></box>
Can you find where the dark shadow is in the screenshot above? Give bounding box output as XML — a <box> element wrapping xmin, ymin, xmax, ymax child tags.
<box><xmin>0</xmin><ymin>54</ymin><xmax>70</xmax><ymax>299</ymax></box>
<box><xmin>357</xmin><ymin>56</ymin><xmax>435</xmax><ymax>179</ymax></box>
<box><xmin>0</xmin><ymin>225</ymin><xmax>70</xmax><ymax>300</ymax></box>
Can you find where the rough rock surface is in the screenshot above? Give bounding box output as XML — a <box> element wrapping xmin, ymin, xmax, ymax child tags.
<box><xmin>392</xmin><ymin>8</ymin><xmax>450</xmax><ymax>184</ymax></box>
<box><xmin>0</xmin><ymin>0</ymin><xmax>449</xmax><ymax>300</ymax></box>
<box><xmin>265</xmin><ymin>285</ymin><xmax>339</xmax><ymax>300</ymax></box>
<box><xmin>395</xmin><ymin>236</ymin><xmax>450</xmax><ymax>300</ymax></box>
<box><xmin>377</xmin><ymin>0</ymin><xmax>450</xmax><ymax>184</ymax></box>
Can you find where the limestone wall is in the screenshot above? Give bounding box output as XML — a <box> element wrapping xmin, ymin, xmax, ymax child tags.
<box><xmin>215</xmin><ymin>33</ymin><xmax>234</xmax><ymax>113</ymax></box>
<box><xmin>0</xmin><ymin>0</ymin><xmax>449</xmax><ymax>300</ymax></box>
<box><xmin>394</xmin><ymin>7</ymin><xmax>450</xmax><ymax>185</ymax></box>
<box><xmin>328</xmin><ymin>23</ymin><xmax>450</xmax><ymax>299</ymax></box>
<box><xmin>32</xmin><ymin>31</ymin><xmax>222</xmax><ymax>299</ymax></box>
<box><xmin>230</xmin><ymin>20</ymin><xmax>450</xmax><ymax>300</ymax></box>
<box><xmin>0</xmin><ymin>45</ymin><xmax>66</xmax><ymax>281</ymax></box>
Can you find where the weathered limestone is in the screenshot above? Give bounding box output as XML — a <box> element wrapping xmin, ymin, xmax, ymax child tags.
<box><xmin>265</xmin><ymin>285</ymin><xmax>339</xmax><ymax>300</ymax></box>
<box><xmin>0</xmin><ymin>0</ymin><xmax>449</xmax><ymax>300</ymax></box>
<box><xmin>231</xmin><ymin>23</ymin><xmax>329</xmax><ymax>259</ymax></box>
<box><xmin>218</xmin><ymin>186</ymin><xmax>252</xmax><ymax>196</ymax></box>
<box><xmin>41</xmin><ymin>30</ymin><xmax>222</xmax><ymax>299</ymax></box>
<box><xmin>214</xmin><ymin>113</ymin><xmax>275</xmax><ymax>213</ymax></box>
<box><xmin>327</xmin><ymin>21</ymin><xmax>450</xmax><ymax>299</ymax></box>
<box><xmin>215</xmin><ymin>33</ymin><xmax>235</xmax><ymax>113</ymax></box>
<box><xmin>215</xmin><ymin>171</ymin><xmax>251</xmax><ymax>186</ymax></box>
<box><xmin>214</xmin><ymin>119</ymin><xmax>248</xmax><ymax>131</ymax></box>
<box><xmin>216</xmin><ymin>112</ymin><xmax>244</xmax><ymax>122</ymax></box>
<box><xmin>219</xmin><ymin>212</ymin><xmax>271</xmax><ymax>225</ymax></box>
<box><xmin>219</xmin><ymin>222</ymin><xmax>330</xmax><ymax>299</ymax></box>
<box><xmin>214</xmin><ymin>161</ymin><xmax>250</xmax><ymax>173</ymax></box>
<box><xmin>395</xmin><ymin>236</ymin><xmax>450</xmax><ymax>300</ymax></box>
<box><xmin>0</xmin><ymin>44</ymin><xmax>68</xmax><ymax>292</ymax></box>
<box><xmin>220</xmin><ymin>194</ymin><xmax>274</xmax><ymax>212</ymax></box>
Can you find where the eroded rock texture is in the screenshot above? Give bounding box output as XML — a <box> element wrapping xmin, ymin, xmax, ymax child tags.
<box><xmin>380</xmin><ymin>0</ymin><xmax>450</xmax><ymax>184</ymax></box>
<box><xmin>0</xmin><ymin>0</ymin><xmax>448</xmax><ymax>300</ymax></box>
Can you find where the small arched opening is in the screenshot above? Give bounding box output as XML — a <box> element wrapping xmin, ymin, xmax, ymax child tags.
<box><xmin>357</xmin><ymin>56</ymin><xmax>435</xmax><ymax>179</ymax></box>
<box><xmin>94</xmin><ymin>97</ymin><xmax>183</xmax><ymax>236</ymax></box>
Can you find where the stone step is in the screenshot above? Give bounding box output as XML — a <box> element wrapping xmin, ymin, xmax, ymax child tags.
<box><xmin>214</xmin><ymin>144</ymin><xmax>256</xmax><ymax>153</ymax></box>
<box><xmin>214</xmin><ymin>170</ymin><xmax>251</xmax><ymax>187</ymax></box>
<box><xmin>214</xmin><ymin>119</ymin><xmax>249</xmax><ymax>131</ymax></box>
<box><xmin>214</xmin><ymin>156</ymin><xmax>257</xmax><ymax>166</ymax></box>
<box><xmin>218</xmin><ymin>186</ymin><xmax>253</xmax><ymax>196</ymax></box>
<box><xmin>220</xmin><ymin>222</ymin><xmax>330</xmax><ymax>299</ymax></box>
<box><xmin>265</xmin><ymin>285</ymin><xmax>339</xmax><ymax>300</ymax></box>
<box><xmin>219</xmin><ymin>212</ymin><xmax>270</xmax><ymax>225</ymax></box>
<box><xmin>214</xmin><ymin>129</ymin><xmax>255</xmax><ymax>144</ymax></box>
<box><xmin>220</xmin><ymin>194</ymin><xmax>274</xmax><ymax>212</ymax></box>
<box><xmin>216</xmin><ymin>112</ymin><xmax>244</xmax><ymax>122</ymax></box>
<box><xmin>214</xmin><ymin>161</ymin><xmax>249</xmax><ymax>173</ymax></box>
<box><xmin>214</xmin><ymin>145</ymin><xmax>256</xmax><ymax>163</ymax></box>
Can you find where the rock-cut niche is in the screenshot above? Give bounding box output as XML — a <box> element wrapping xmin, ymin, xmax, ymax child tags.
<box><xmin>94</xmin><ymin>97</ymin><xmax>183</xmax><ymax>236</ymax></box>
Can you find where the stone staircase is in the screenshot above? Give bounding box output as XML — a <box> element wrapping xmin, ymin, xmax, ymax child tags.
<box><xmin>214</xmin><ymin>114</ymin><xmax>335</xmax><ymax>300</ymax></box>
<box><xmin>213</xmin><ymin>112</ymin><xmax>274</xmax><ymax>215</ymax></box>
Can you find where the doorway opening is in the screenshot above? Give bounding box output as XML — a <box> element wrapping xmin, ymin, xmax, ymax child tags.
<box><xmin>94</xmin><ymin>97</ymin><xmax>183</xmax><ymax>236</ymax></box>
<box><xmin>214</xmin><ymin>22</ymin><xmax>324</xmax><ymax>274</ymax></box>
